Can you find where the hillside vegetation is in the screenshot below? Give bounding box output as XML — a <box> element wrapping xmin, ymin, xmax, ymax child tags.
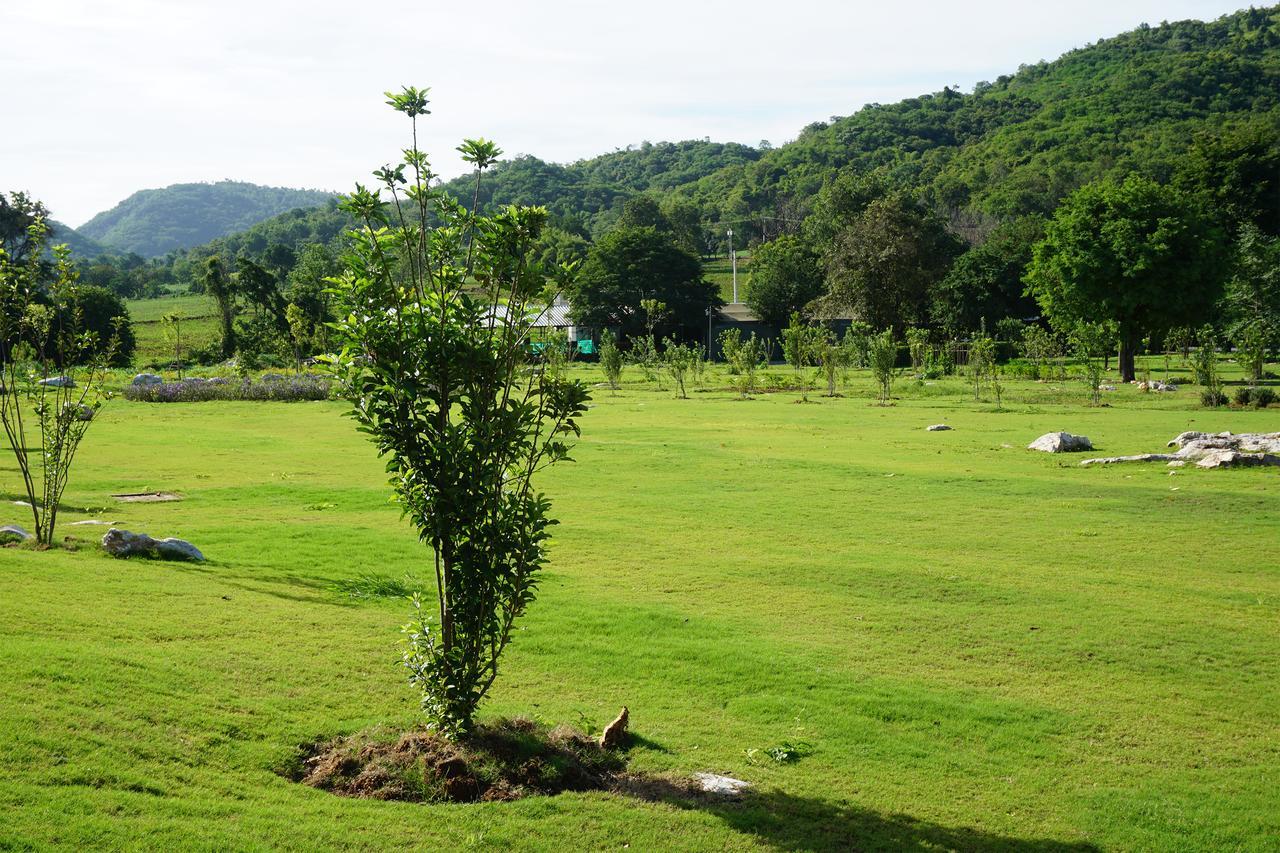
<box><xmin>78</xmin><ymin>180</ymin><xmax>336</xmax><ymax>257</ymax></box>
<box><xmin>153</xmin><ymin>7</ymin><xmax>1276</xmax><ymax>274</ymax></box>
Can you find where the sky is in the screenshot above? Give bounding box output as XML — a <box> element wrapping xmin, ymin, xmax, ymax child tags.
<box><xmin>0</xmin><ymin>0</ymin><xmax>1256</xmax><ymax>227</ymax></box>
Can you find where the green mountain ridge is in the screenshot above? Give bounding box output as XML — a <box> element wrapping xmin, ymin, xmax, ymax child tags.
<box><xmin>78</xmin><ymin>180</ymin><xmax>336</xmax><ymax>257</ymax></box>
<box><xmin>48</xmin><ymin>220</ymin><xmax>116</xmax><ymax>258</ymax></box>
<box><xmin>111</xmin><ymin>6</ymin><xmax>1279</xmax><ymax>288</ymax></box>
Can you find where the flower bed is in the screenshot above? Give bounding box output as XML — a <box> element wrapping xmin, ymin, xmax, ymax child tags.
<box><xmin>124</xmin><ymin>375</ymin><xmax>332</xmax><ymax>403</ymax></box>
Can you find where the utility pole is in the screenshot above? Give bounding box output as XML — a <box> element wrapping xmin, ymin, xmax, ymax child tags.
<box><xmin>727</xmin><ymin>228</ymin><xmax>738</xmax><ymax>303</ymax></box>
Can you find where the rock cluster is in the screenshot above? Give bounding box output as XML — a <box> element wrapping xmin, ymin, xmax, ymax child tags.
<box><xmin>1080</xmin><ymin>432</ymin><xmax>1280</xmax><ymax>469</ymax></box>
<box><xmin>101</xmin><ymin>528</ymin><xmax>204</xmax><ymax>562</ymax></box>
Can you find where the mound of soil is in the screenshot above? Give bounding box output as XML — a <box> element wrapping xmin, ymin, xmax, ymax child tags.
<box><xmin>285</xmin><ymin>718</ymin><xmax>686</xmax><ymax>803</ymax></box>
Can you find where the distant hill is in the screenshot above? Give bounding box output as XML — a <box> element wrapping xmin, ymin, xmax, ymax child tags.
<box><xmin>78</xmin><ymin>180</ymin><xmax>336</xmax><ymax>257</ymax></box>
<box><xmin>671</xmin><ymin>6</ymin><xmax>1279</xmax><ymax>238</ymax></box>
<box><xmin>143</xmin><ymin>6</ymin><xmax>1277</xmax><ymax>288</ymax></box>
<box><xmin>48</xmin><ymin>220</ymin><xmax>116</xmax><ymax>258</ymax></box>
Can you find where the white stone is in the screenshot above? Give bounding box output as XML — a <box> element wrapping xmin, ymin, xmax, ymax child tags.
<box><xmin>1196</xmin><ymin>451</ymin><xmax>1280</xmax><ymax>470</ymax></box>
<box><xmin>1028</xmin><ymin>432</ymin><xmax>1093</xmax><ymax>453</ymax></box>
<box><xmin>0</xmin><ymin>524</ymin><xmax>33</xmax><ymax>543</ymax></box>
<box><xmin>1079</xmin><ymin>454</ymin><xmax>1177</xmax><ymax>466</ymax></box>
<box><xmin>926</xmin><ymin>424</ymin><xmax>952</xmax><ymax>432</ymax></box>
<box><xmin>37</xmin><ymin>375</ymin><xmax>75</xmax><ymax>388</ymax></box>
<box><xmin>102</xmin><ymin>528</ymin><xmax>204</xmax><ymax>562</ymax></box>
<box><xmin>131</xmin><ymin>373</ymin><xmax>163</xmax><ymax>386</ymax></box>
<box><xmin>693</xmin><ymin>773</ymin><xmax>752</xmax><ymax>796</ymax></box>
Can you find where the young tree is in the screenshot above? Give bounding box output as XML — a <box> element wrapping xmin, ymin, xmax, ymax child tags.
<box><xmin>730</xmin><ymin>333</ymin><xmax>769</xmax><ymax>398</ymax></box>
<box><xmin>329</xmin><ymin>87</ymin><xmax>591</xmax><ymax>738</ymax></box>
<box><xmin>905</xmin><ymin>326</ymin><xmax>930</xmax><ymax>374</ymax></box>
<box><xmin>818</xmin><ymin>331</ymin><xmax>848</xmax><ymax>397</ymax></box>
<box><xmin>1</xmin><ymin>217</ymin><xmax>119</xmax><ymax>546</ymax></box>
<box><xmin>1070</xmin><ymin>321</ymin><xmax>1111</xmax><ymax>406</ymax></box>
<box><xmin>781</xmin><ymin>312</ymin><xmax>822</xmax><ymax>400</ymax></box>
<box><xmin>662</xmin><ymin>339</ymin><xmax>697</xmax><ymax>399</ymax></box>
<box><xmin>717</xmin><ymin>328</ymin><xmax>742</xmax><ymax>372</ymax></box>
<box><xmin>161</xmin><ymin>312</ymin><xmax>184</xmax><ymax>379</ymax></box>
<box><xmin>968</xmin><ymin>330</ymin><xmax>996</xmax><ymax>402</ymax></box>
<box><xmin>867</xmin><ymin>327</ymin><xmax>898</xmax><ymax>405</ymax></box>
<box><xmin>1192</xmin><ymin>327</ymin><xmax>1227</xmax><ymax>407</ymax></box>
<box><xmin>1025</xmin><ymin>176</ymin><xmax>1228</xmax><ymax>382</ymax></box>
<box><xmin>598</xmin><ymin>331</ymin><xmax>624</xmax><ymax>392</ymax></box>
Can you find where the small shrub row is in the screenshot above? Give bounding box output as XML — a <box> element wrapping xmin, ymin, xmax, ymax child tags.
<box><xmin>124</xmin><ymin>375</ymin><xmax>332</xmax><ymax>403</ymax></box>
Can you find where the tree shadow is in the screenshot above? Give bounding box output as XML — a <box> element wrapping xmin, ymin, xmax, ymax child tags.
<box><xmin>616</xmin><ymin>777</ymin><xmax>1098</xmax><ymax>852</ymax></box>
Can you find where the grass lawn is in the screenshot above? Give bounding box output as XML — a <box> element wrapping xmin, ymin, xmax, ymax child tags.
<box><xmin>1</xmin><ymin>365</ymin><xmax>1277</xmax><ymax>850</ymax></box>
<box><xmin>703</xmin><ymin>255</ymin><xmax>751</xmax><ymax>304</ymax></box>
<box><xmin>125</xmin><ymin>294</ymin><xmax>221</xmax><ymax>368</ymax></box>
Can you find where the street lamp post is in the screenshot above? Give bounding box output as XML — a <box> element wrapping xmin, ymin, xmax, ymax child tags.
<box><xmin>727</xmin><ymin>228</ymin><xmax>737</xmax><ymax>303</ymax></box>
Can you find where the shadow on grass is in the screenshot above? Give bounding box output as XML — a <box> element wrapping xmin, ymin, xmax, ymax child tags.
<box><xmin>620</xmin><ymin>777</ymin><xmax>1098</xmax><ymax>852</ymax></box>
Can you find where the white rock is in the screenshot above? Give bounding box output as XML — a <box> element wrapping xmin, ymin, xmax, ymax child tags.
<box><xmin>1079</xmin><ymin>454</ymin><xmax>1177</xmax><ymax>466</ymax></box>
<box><xmin>102</xmin><ymin>528</ymin><xmax>204</xmax><ymax>562</ymax></box>
<box><xmin>131</xmin><ymin>373</ymin><xmax>163</xmax><ymax>386</ymax></box>
<box><xmin>1166</xmin><ymin>460</ymin><xmax>1187</xmax><ymax>468</ymax></box>
<box><xmin>1028</xmin><ymin>432</ymin><xmax>1093</xmax><ymax>453</ymax></box>
<box><xmin>38</xmin><ymin>375</ymin><xmax>75</xmax><ymax>388</ymax></box>
<box><xmin>1098</xmin><ymin>384</ymin><xmax>1116</xmax><ymax>392</ymax></box>
<box><xmin>693</xmin><ymin>772</ymin><xmax>751</xmax><ymax>796</ymax></box>
<box><xmin>69</xmin><ymin>519</ymin><xmax>119</xmax><ymax>526</ymax></box>
<box><xmin>926</xmin><ymin>424</ymin><xmax>952</xmax><ymax>432</ymax></box>
<box><xmin>1196</xmin><ymin>451</ymin><xmax>1280</xmax><ymax>470</ymax></box>
<box><xmin>0</xmin><ymin>524</ymin><xmax>33</xmax><ymax>543</ymax></box>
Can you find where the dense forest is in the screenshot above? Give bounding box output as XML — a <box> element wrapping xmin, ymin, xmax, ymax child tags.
<box><xmin>77</xmin><ymin>180</ymin><xmax>336</xmax><ymax>257</ymax></box>
<box><xmin>53</xmin><ymin>7</ymin><xmax>1280</xmax><ymax>377</ymax></box>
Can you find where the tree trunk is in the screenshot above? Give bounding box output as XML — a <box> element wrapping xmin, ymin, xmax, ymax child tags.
<box><xmin>1118</xmin><ymin>330</ymin><xmax>1137</xmax><ymax>382</ymax></box>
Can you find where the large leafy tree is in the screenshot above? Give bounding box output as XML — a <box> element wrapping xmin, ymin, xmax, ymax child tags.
<box><xmin>569</xmin><ymin>226</ymin><xmax>718</xmax><ymax>342</ymax></box>
<box><xmin>745</xmin><ymin>235</ymin><xmax>824</xmax><ymax>329</ymax></box>
<box><xmin>1025</xmin><ymin>175</ymin><xmax>1228</xmax><ymax>381</ymax></box>
<box><xmin>931</xmin><ymin>216</ymin><xmax>1044</xmax><ymax>334</ymax></box>
<box><xmin>331</xmin><ymin>87</ymin><xmax>590</xmax><ymax>737</ymax></box>
<box><xmin>820</xmin><ymin>193</ymin><xmax>963</xmax><ymax>331</ymax></box>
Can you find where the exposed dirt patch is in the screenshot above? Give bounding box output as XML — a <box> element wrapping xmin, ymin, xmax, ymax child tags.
<box><xmin>283</xmin><ymin>717</ymin><xmax>707</xmax><ymax>804</ymax></box>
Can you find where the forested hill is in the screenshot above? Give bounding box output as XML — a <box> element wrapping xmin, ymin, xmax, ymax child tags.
<box><xmin>674</xmin><ymin>6</ymin><xmax>1279</xmax><ymax>240</ymax></box>
<box><xmin>433</xmin><ymin>140</ymin><xmax>762</xmax><ymax>235</ymax></box>
<box><xmin>78</xmin><ymin>180</ymin><xmax>336</xmax><ymax>257</ymax></box>
<box><xmin>49</xmin><ymin>220</ymin><xmax>115</xmax><ymax>258</ymax></box>
<box><xmin>129</xmin><ymin>5</ymin><xmax>1276</xmax><ymax>291</ymax></box>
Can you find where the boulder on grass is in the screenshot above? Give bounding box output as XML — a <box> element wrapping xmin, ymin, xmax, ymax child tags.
<box><xmin>926</xmin><ymin>424</ymin><xmax>952</xmax><ymax>432</ymax></box>
<box><xmin>1195</xmin><ymin>450</ymin><xmax>1280</xmax><ymax>470</ymax></box>
<box><xmin>38</xmin><ymin>375</ymin><xmax>75</xmax><ymax>388</ymax></box>
<box><xmin>0</xmin><ymin>524</ymin><xmax>33</xmax><ymax>544</ymax></box>
<box><xmin>131</xmin><ymin>373</ymin><xmax>163</xmax><ymax>386</ymax></box>
<box><xmin>102</xmin><ymin>528</ymin><xmax>204</xmax><ymax>562</ymax></box>
<box><xmin>1028</xmin><ymin>432</ymin><xmax>1093</xmax><ymax>453</ymax></box>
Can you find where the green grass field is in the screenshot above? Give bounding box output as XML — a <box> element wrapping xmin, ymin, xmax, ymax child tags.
<box><xmin>704</xmin><ymin>255</ymin><xmax>752</xmax><ymax>304</ymax></box>
<box><xmin>125</xmin><ymin>294</ymin><xmax>221</xmax><ymax>367</ymax></box>
<box><xmin>2</xmin><ymin>363</ymin><xmax>1278</xmax><ymax>850</ymax></box>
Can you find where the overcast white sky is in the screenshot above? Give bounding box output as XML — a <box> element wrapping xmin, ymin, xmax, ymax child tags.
<box><xmin>0</xmin><ymin>0</ymin><xmax>1255</xmax><ymax>226</ymax></box>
